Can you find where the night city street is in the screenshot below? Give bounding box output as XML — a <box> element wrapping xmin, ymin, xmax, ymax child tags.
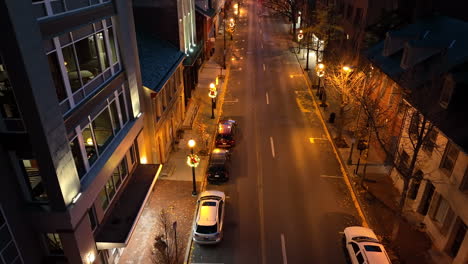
<box><xmin>1</xmin><ymin>0</ymin><xmax>468</xmax><ymax>264</ymax></box>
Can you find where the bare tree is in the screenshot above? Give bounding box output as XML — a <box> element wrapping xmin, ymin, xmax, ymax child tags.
<box><xmin>323</xmin><ymin>59</ymin><xmax>368</xmax><ymax>142</ymax></box>
<box><xmin>152</xmin><ymin>209</ymin><xmax>182</xmax><ymax>264</ymax></box>
<box><xmin>262</xmin><ymin>0</ymin><xmax>303</xmax><ymax>39</ymax></box>
<box><xmin>356</xmin><ymin>68</ymin><xmax>443</xmax><ymax>240</ymax></box>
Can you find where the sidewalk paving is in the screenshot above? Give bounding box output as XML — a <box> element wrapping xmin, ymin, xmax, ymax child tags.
<box><xmin>293</xmin><ymin>46</ymin><xmax>433</xmax><ymax>264</ymax></box>
<box><xmin>118</xmin><ymin>21</ymin><xmax>233</xmax><ymax>264</ymax></box>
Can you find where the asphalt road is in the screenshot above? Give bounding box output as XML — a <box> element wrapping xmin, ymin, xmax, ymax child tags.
<box><xmin>190</xmin><ymin>1</ymin><xmax>362</xmax><ymax>263</ymax></box>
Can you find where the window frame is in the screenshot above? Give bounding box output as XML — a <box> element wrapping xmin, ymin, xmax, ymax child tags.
<box><xmin>440</xmin><ymin>141</ymin><xmax>459</xmax><ymax>176</ymax></box>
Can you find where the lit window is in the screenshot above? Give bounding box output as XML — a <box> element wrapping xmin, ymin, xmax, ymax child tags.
<box><xmin>92</xmin><ymin>109</ymin><xmax>114</xmax><ymax>153</ymax></box>
<box><xmin>21</xmin><ymin>159</ymin><xmax>48</xmax><ymax>202</ymax></box>
<box><xmin>45</xmin><ymin>233</ymin><xmax>64</xmax><ymax>255</ymax></box>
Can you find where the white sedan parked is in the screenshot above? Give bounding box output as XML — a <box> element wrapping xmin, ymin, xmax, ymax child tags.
<box><xmin>343</xmin><ymin>226</ymin><xmax>392</xmax><ymax>264</ymax></box>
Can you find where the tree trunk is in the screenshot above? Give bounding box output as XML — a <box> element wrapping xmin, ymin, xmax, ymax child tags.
<box><xmin>391</xmin><ymin>177</ymin><xmax>410</xmax><ymax>241</ymax></box>
<box><xmin>337</xmin><ymin>105</ymin><xmax>345</xmax><ymax>139</ymax></box>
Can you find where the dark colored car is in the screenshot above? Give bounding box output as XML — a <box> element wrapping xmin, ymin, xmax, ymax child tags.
<box><xmin>215</xmin><ymin>119</ymin><xmax>237</xmax><ymax>148</ymax></box>
<box><xmin>207</xmin><ymin>148</ymin><xmax>230</xmax><ymax>184</ymax></box>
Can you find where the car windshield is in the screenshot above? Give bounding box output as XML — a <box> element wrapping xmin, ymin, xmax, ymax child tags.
<box><xmin>196</xmin><ymin>224</ymin><xmax>218</xmax><ymax>234</ymax></box>
<box><xmin>216</xmin><ymin>134</ymin><xmax>232</xmax><ymax>140</ymax></box>
<box><xmin>208</xmin><ymin>165</ymin><xmax>226</xmax><ymax>172</ymax></box>
<box><xmin>202</xmin><ymin>201</ymin><xmax>217</xmax><ymax>206</ymax></box>
<box><xmin>364</xmin><ymin>245</ymin><xmax>383</xmax><ymax>252</ymax></box>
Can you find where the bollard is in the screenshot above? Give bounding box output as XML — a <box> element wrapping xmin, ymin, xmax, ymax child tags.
<box><xmin>328</xmin><ymin>112</ymin><xmax>336</xmax><ymax>123</ymax></box>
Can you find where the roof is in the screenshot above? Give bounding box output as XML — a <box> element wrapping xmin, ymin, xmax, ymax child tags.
<box><xmin>197</xmin><ymin>201</ymin><xmax>218</xmax><ymax>226</ymax></box>
<box><xmin>136</xmin><ymin>31</ymin><xmax>185</xmax><ymax>92</ymax></box>
<box><xmin>364</xmin><ymin>16</ymin><xmax>468</xmax><ymax>152</ymax></box>
<box><xmin>96</xmin><ymin>164</ymin><xmax>161</xmax><ymax>249</ymax></box>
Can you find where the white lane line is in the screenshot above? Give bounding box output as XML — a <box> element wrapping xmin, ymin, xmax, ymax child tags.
<box><xmin>281</xmin><ymin>234</ymin><xmax>288</xmax><ymax>264</ymax></box>
<box><xmin>270</xmin><ymin>137</ymin><xmax>275</xmax><ymax>158</ymax></box>
<box><xmin>266</xmin><ymin>92</ymin><xmax>269</xmax><ymax>104</ymax></box>
<box><xmin>263</xmin><ymin>63</ymin><xmax>266</xmax><ymax>71</ymax></box>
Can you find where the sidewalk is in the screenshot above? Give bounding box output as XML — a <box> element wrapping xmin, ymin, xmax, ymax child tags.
<box><xmin>118</xmin><ymin>22</ymin><xmax>233</xmax><ymax>264</ymax></box>
<box><xmin>293</xmin><ymin>46</ymin><xmax>433</xmax><ymax>263</ymax></box>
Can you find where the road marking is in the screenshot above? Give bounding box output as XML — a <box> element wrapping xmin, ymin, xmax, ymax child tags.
<box><xmin>263</xmin><ymin>63</ymin><xmax>266</xmax><ymax>71</ymax></box>
<box><xmin>281</xmin><ymin>234</ymin><xmax>288</xmax><ymax>264</ymax></box>
<box><xmin>270</xmin><ymin>137</ymin><xmax>275</xmax><ymax>158</ymax></box>
<box><xmin>266</xmin><ymin>92</ymin><xmax>269</xmax><ymax>104</ymax></box>
<box><xmin>224</xmin><ymin>99</ymin><xmax>239</xmax><ymax>103</ymax></box>
<box><xmin>320</xmin><ymin>175</ymin><xmax>344</xmax><ymax>179</ymax></box>
<box><xmin>309</xmin><ymin>137</ymin><xmax>327</xmax><ymax>143</ymax></box>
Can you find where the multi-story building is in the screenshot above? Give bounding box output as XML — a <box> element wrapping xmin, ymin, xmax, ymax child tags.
<box><xmin>133</xmin><ymin>0</ymin><xmax>202</xmax><ymax>104</ymax></box>
<box><xmin>0</xmin><ymin>0</ymin><xmax>161</xmax><ymax>263</ymax></box>
<box><xmin>135</xmin><ymin>30</ymin><xmax>186</xmax><ymax>164</ymax></box>
<box><xmin>366</xmin><ymin>16</ymin><xmax>468</xmax><ymax>263</ymax></box>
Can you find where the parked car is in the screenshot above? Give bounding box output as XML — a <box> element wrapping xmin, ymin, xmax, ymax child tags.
<box><xmin>193</xmin><ymin>191</ymin><xmax>226</xmax><ymax>244</ymax></box>
<box><xmin>343</xmin><ymin>226</ymin><xmax>392</xmax><ymax>264</ymax></box>
<box><xmin>207</xmin><ymin>148</ymin><xmax>230</xmax><ymax>184</ymax></box>
<box><xmin>215</xmin><ymin>119</ymin><xmax>237</xmax><ymax>148</ymax></box>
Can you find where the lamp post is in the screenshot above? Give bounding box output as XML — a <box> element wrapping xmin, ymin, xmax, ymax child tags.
<box><xmin>209</xmin><ymin>83</ymin><xmax>217</xmax><ymax>119</ymax></box>
<box><xmin>315</xmin><ymin>63</ymin><xmax>326</xmax><ymax>106</ymax></box>
<box><xmin>187</xmin><ymin>139</ymin><xmax>198</xmax><ymax>196</ymax></box>
<box><xmin>223</xmin><ymin>9</ymin><xmax>226</xmax><ymax>69</ymax></box>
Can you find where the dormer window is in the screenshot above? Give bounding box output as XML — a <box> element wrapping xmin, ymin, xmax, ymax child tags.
<box><xmin>439</xmin><ymin>76</ymin><xmax>454</xmax><ymax>109</ymax></box>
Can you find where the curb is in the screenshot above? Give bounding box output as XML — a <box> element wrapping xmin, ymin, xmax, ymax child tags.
<box><xmin>292</xmin><ymin>49</ymin><xmax>370</xmax><ymax>228</ymax></box>
<box><xmin>182</xmin><ymin>55</ymin><xmax>233</xmax><ymax>264</ymax></box>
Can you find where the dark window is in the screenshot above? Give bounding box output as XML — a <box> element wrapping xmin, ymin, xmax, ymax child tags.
<box><xmin>409</xmin><ymin>171</ymin><xmax>423</xmax><ymax>200</ymax></box>
<box><xmin>62</xmin><ymin>45</ymin><xmax>81</xmax><ymax>92</ymax></box>
<box><xmin>92</xmin><ymin>109</ymin><xmax>114</xmax><ymax>153</ymax></box>
<box><xmin>354</xmin><ymin>8</ymin><xmax>362</xmax><ymax>25</ymax></box>
<box><xmin>118</xmin><ymin>92</ymin><xmax>128</xmax><ymax>124</ymax></box>
<box><xmin>105</xmin><ymin>177</ymin><xmax>116</xmax><ymax>201</ymax></box>
<box><xmin>88</xmin><ymin>207</ymin><xmax>97</xmax><ymax>231</ymax></box>
<box><xmin>70</xmin><ymin>137</ymin><xmax>86</xmax><ymax>178</ymax></box>
<box><xmin>119</xmin><ymin>157</ymin><xmax>128</xmax><ymax>179</ymax></box>
<box><xmin>45</xmin><ymin>233</ymin><xmax>64</xmax><ymax>255</ymax></box>
<box><xmin>0</xmin><ymin>57</ymin><xmax>21</xmax><ymax>119</ymax></box>
<box><xmin>350</xmin><ymin>242</ymin><xmax>360</xmax><ymax>254</ymax></box>
<box><xmin>95</xmin><ymin>32</ymin><xmax>109</xmax><ymax>70</ymax></box>
<box><xmin>47</xmin><ymin>53</ymin><xmax>67</xmax><ymax>102</ymax></box>
<box><xmin>82</xmin><ymin>125</ymin><xmax>98</xmax><ymax>166</ymax></box>
<box><xmin>356</xmin><ymin>252</ymin><xmax>365</xmax><ymax>264</ymax></box>
<box><xmin>109</xmin><ymin>100</ymin><xmax>121</xmax><ymax>134</ymax></box>
<box><xmin>346</xmin><ymin>5</ymin><xmax>353</xmax><ymax>19</ymax></box>
<box><xmin>196</xmin><ymin>224</ymin><xmax>217</xmax><ymax>234</ymax></box>
<box><xmin>364</xmin><ymin>245</ymin><xmax>382</xmax><ymax>252</ymax></box>
<box><xmin>99</xmin><ymin>188</ymin><xmax>109</xmax><ymax>210</ymax></box>
<box><xmin>107</xmin><ymin>27</ymin><xmax>119</xmax><ymax>64</ymax></box>
<box><xmin>440</xmin><ymin>142</ymin><xmax>459</xmax><ymax>176</ymax></box>
<box><xmin>21</xmin><ymin>159</ymin><xmax>48</xmax><ymax>202</ymax></box>
<box><xmin>129</xmin><ymin>145</ymin><xmax>136</xmax><ymax>165</ymax></box>
<box><xmin>409</xmin><ymin>112</ymin><xmax>420</xmax><ymax>140</ymax></box>
<box><xmin>459</xmin><ymin>167</ymin><xmax>468</xmax><ymax>192</ymax></box>
<box><xmin>112</xmin><ymin>166</ymin><xmax>122</xmax><ymax>190</ymax></box>
<box><xmin>440</xmin><ymin>77</ymin><xmax>453</xmax><ymax>109</ymax></box>
<box><xmin>75</xmin><ymin>36</ymin><xmax>101</xmax><ymax>84</ymax></box>
<box><xmin>423</xmin><ymin>129</ymin><xmax>438</xmax><ymax>154</ymax></box>
<box><xmin>398</xmin><ymin>150</ymin><xmax>410</xmax><ymax>174</ymax></box>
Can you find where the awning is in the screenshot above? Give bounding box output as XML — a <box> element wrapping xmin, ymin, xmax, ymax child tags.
<box><xmin>183</xmin><ymin>41</ymin><xmax>204</xmax><ymax>67</ymax></box>
<box><xmin>196</xmin><ymin>5</ymin><xmax>216</xmax><ymax>18</ymax></box>
<box><xmin>96</xmin><ymin>164</ymin><xmax>162</xmax><ymax>249</ymax></box>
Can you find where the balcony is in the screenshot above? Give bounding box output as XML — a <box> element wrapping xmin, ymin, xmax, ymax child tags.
<box><xmin>96</xmin><ymin>164</ymin><xmax>162</xmax><ymax>249</ymax></box>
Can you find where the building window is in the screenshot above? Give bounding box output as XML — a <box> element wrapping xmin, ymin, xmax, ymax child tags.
<box><xmin>0</xmin><ymin>207</ymin><xmax>23</xmax><ymax>263</ymax></box>
<box><xmin>70</xmin><ymin>137</ymin><xmax>86</xmax><ymax>178</ymax></box>
<box><xmin>82</xmin><ymin>124</ymin><xmax>98</xmax><ymax>166</ymax></box>
<box><xmin>129</xmin><ymin>144</ymin><xmax>136</xmax><ymax>165</ymax></box>
<box><xmin>429</xmin><ymin>194</ymin><xmax>455</xmax><ymax>235</ymax></box>
<box><xmin>99</xmin><ymin>188</ymin><xmax>109</xmax><ymax>210</ymax></box>
<box><xmin>109</xmin><ymin>100</ymin><xmax>121</xmax><ymax>134</ymax></box>
<box><xmin>0</xmin><ymin>56</ymin><xmax>23</xmax><ymax>131</ymax></box>
<box><xmin>92</xmin><ymin>109</ymin><xmax>114</xmax><ymax>154</ymax></box>
<box><xmin>45</xmin><ymin>233</ymin><xmax>64</xmax><ymax>255</ymax></box>
<box><xmin>20</xmin><ymin>159</ymin><xmax>48</xmax><ymax>202</ymax></box>
<box><xmin>440</xmin><ymin>141</ymin><xmax>459</xmax><ymax>176</ymax></box>
<box><xmin>398</xmin><ymin>150</ymin><xmax>410</xmax><ymax>174</ymax></box>
<box><xmin>75</xmin><ymin>36</ymin><xmax>102</xmax><ymax>84</ymax></box>
<box><xmin>354</xmin><ymin>8</ymin><xmax>362</xmax><ymax>25</ymax></box>
<box><xmin>440</xmin><ymin>76</ymin><xmax>454</xmax><ymax>109</ymax></box>
<box><xmin>62</xmin><ymin>44</ymin><xmax>82</xmax><ymax>92</ymax></box>
<box><xmin>88</xmin><ymin>207</ymin><xmax>98</xmax><ymax>231</ymax></box>
<box><xmin>118</xmin><ymin>92</ymin><xmax>128</xmax><ymax>124</ymax></box>
<box><xmin>47</xmin><ymin>52</ymin><xmax>68</xmax><ymax>102</ymax></box>
<box><xmin>423</xmin><ymin>129</ymin><xmax>437</xmax><ymax>154</ymax></box>
<box><xmin>346</xmin><ymin>5</ymin><xmax>353</xmax><ymax>19</ymax></box>
<box><xmin>409</xmin><ymin>170</ymin><xmax>423</xmax><ymax>200</ymax></box>
<box><xmin>459</xmin><ymin>166</ymin><xmax>468</xmax><ymax>192</ymax></box>
<box><xmin>409</xmin><ymin>112</ymin><xmax>420</xmax><ymax>140</ymax></box>
<box><xmin>107</xmin><ymin>27</ymin><xmax>119</xmax><ymax>65</ymax></box>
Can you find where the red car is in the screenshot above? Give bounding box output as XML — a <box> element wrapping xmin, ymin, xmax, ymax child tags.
<box><xmin>215</xmin><ymin>120</ymin><xmax>237</xmax><ymax>148</ymax></box>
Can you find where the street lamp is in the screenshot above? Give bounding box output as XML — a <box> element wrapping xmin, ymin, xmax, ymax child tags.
<box><xmin>315</xmin><ymin>63</ymin><xmax>326</xmax><ymax>106</ymax></box>
<box><xmin>187</xmin><ymin>139</ymin><xmax>198</xmax><ymax>196</ymax></box>
<box><xmin>208</xmin><ymin>82</ymin><xmax>218</xmax><ymax>119</ymax></box>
